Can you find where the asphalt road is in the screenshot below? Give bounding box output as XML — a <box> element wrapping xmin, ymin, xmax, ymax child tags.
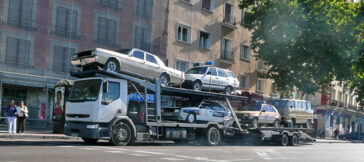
<box><xmin>0</xmin><ymin>139</ymin><xmax>363</xmax><ymax>162</ymax></box>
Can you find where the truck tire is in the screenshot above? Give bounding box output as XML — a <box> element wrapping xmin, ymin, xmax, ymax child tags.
<box><xmin>110</xmin><ymin>122</ymin><xmax>134</xmax><ymax>146</ymax></box>
<box><xmin>280</xmin><ymin>134</ymin><xmax>289</xmax><ymax>146</ymax></box>
<box><xmin>82</xmin><ymin>138</ymin><xmax>98</xmax><ymax>145</ymax></box>
<box><xmin>104</xmin><ymin>58</ymin><xmax>120</xmax><ymax>72</ymax></box>
<box><xmin>289</xmin><ymin>134</ymin><xmax>299</xmax><ymax>146</ymax></box>
<box><xmin>205</xmin><ymin>126</ymin><xmax>221</xmax><ymax>146</ymax></box>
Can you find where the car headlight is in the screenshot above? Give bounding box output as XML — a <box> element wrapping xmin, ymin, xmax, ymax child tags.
<box><xmin>86</xmin><ymin>124</ymin><xmax>98</xmax><ymax>129</ymax></box>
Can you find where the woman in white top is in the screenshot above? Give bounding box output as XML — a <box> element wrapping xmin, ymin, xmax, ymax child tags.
<box><xmin>16</xmin><ymin>101</ymin><xmax>28</xmax><ymax>133</ymax></box>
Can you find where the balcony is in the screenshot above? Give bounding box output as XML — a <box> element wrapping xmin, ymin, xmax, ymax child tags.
<box><xmin>222</xmin><ymin>15</ymin><xmax>237</xmax><ymax>30</ymax></box>
<box><xmin>219</xmin><ymin>50</ymin><xmax>234</xmax><ymax>64</ymax></box>
<box><xmin>257</xmin><ymin>61</ymin><xmax>269</xmax><ymax>73</ymax></box>
<box><xmin>348</xmin><ymin>104</ymin><xmax>358</xmax><ymax>110</ymax></box>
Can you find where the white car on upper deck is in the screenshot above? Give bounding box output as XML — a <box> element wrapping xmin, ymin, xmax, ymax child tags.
<box><xmin>71</xmin><ymin>48</ymin><xmax>184</xmax><ymax>87</ymax></box>
<box><xmin>182</xmin><ymin>64</ymin><xmax>239</xmax><ymax>94</ymax></box>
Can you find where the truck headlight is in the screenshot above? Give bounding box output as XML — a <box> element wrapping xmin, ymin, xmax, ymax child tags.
<box><xmin>86</xmin><ymin>124</ymin><xmax>98</xmax><ymax>129</ymax></box>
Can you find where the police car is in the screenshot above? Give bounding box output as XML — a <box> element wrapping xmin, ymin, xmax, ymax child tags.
<box><xmin>182</xmin><ymin>62</ymin><xmax>239</xmax><ymax>94</ymax></box>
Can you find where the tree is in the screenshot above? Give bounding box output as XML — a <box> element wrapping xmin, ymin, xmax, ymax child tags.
<box><xmin>240</xmin><ymin>0</ymin><xmax>363</xmax><ymax>102</ymax></box>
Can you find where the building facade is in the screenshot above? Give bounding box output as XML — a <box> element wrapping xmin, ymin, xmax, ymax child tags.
<box><xmin>0</xmin><ymin>0</ymin><xmax>169</xmax><ymax>127</ymax></box>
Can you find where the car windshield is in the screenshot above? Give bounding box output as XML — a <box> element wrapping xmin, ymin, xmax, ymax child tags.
<box><xmin>116</xmin><ymin>48</ymin><xmax>132</xmax><ymax>54</ymax></box>
<box><xmin>245</xmin><ymin>104</ymin><xmax>262</xmax><ymax>111</ymax></box>
<box><xmin>268</xmin><ymin>100</ymin><xmax>289</xmax><ymax>110</ymax></box>
<box><xmin>69</xmin><ymin>79</ymin><xmax>101</xmax><ymax>102</ymax></box>
<box><xmin>186</xmin><ymin>67</ymin><xmax>208</xmax><ymax>74</ymax></box>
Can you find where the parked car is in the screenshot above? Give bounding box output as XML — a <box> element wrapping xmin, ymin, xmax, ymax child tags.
<box><xmin>162</xmin><ymin>100</ymin><xmax>232</xmax><ymax>124</ymax></box>
<box><xmin>236</xmin><ymin>103</ymin><xmax>281</xmax><ymax>128</ymax></box>
<box><xmin>267</xmin><ymin>99</ymin><xmax>315</xmax><ymax>128</ymax></box>
<box><xmin>71</xmin><ymin>48</ymin><xmax>184</xmax><ymax>87</ymax></box>
<box><xmin>339</xmin><ymin>132</ymin><xmax>364</xmax><ymax>140</ymax></box>
<box><xmin>182</xmin><ymin>65</ymin><xmax>239</xmax><ymax>94</ymax></box>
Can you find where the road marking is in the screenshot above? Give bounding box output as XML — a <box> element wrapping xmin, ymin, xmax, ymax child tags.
<box><xmin>105</xmin><ymin>150</ymin><xmax>125</xmax><ymax>154</ymax></box>
<box><xmin>160</xmin><ymin>157</ymin><xmax>185</xmax><ymax>161</ymax></box>
<box><xmin>129</xmin><ymin>153</ymin><xmax>150</xmax><ymax>157</ymax></box>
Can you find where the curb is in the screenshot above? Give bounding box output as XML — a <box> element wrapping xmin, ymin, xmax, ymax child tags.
<box><xmin>0</xmin><ymin>133</ymin><xmax>79</xmax><ymax>140</ymax></box>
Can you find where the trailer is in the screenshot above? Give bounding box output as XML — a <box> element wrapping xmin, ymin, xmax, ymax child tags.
<box><xmin>64</xmin><ymin>69</ymin><xmax>314</xmax><ymax>146</ymax></box>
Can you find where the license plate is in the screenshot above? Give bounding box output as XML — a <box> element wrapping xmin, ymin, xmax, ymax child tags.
<box><xmin>71</xmin><ymin>133</ymin><xmax>78</xmax><ymax>137</ymax></box>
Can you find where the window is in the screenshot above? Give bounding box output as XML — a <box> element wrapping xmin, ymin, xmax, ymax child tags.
<box><xmin>98</xmin><ymin>0</ymin><xmax>120</xmax><ymax>10</ymax></box>
<box><xmin>186</xmin><ymin>67</ymin><xmax>208</xmax><ymax>74</ymax></box>
<box><xmin>135</xmin><ymin>0</ymin><xmax>153</xmax><ymax>18</ymax></box>
<box><xmin>146</xmin><ymin>54</ymin><xmax>157</xmax><ymax>64</ymax></box>
<box><xmin>268</xmin><ymin>106</ymin><xmax>276</xmax><ymax>113</ymax></box>
<box><xmin>132</xmin><ymin>50</ymin><xmax>145</xmax><ymax>60</ymax></box>
<box><xmin>53</xmin><ymin>46</ymin><xmax>75</xmax><ymax>73</ymax></box>
<box><xmin>134</xmin><ymin>26</ymin><xmax>152</xmax><ymax>52</ymax></box>
<box><xmin>262</xmin><ymin>105</ymin><xmax>268</xmax><ymax>112</ymax></box>
<box><xmin>217</xmin><ymin>69</ymin><xmax>228</xmax><ymax>77</ymax></box>
<box><xmin>208</xmin><ymin>68</ymin><xmax>217</xmax><ymax>76</ymax></box>
<box><xmin>222</xmin><ymin>38</ymin><xmax>233</xmax><ymax>60</ymax></box>
<box><xmin>307</xmin><ymin>102</ymin><xmax>312</xmax><ymax>110</ymax></box>
<box><xmin>97</xmin><ymin>17</ymin><xmax>116</xmax><ymax>46</ymax></box>
<box><xmin>224</xmin><ymin>3</ymin><xmax>235</xmax><ymax>24</ymax></box>
<box><xmin>8</xmin><ymin>0</ymin><xmax>33</xmax><ymax>28</ymax></box>
<box><xmin>177</xmin><ymin>24</ymin><xmax>191</xmax><ymax>43</ymax></box>
<box><xmin>257</xmin><ymin>78</ymin><xmax>265</xmax><ymax>92</ymax></box>
<box><xmin>258</xmin><ymin>60</ymin><xmax>268</xmax><ymax>70</ymax></box>
<box><xmin>199</xmin><ymin>31</ymin><xmax>210</xmax><ymax>48</ymax></box>
<box><xmin>175</xmin><ymin>60</ymin><xmax>190</xmax><ymax>72</ymax></box>
<box><xmin>289</xmin><ymin>101</ymin><xmax>295</xmax><ymax>108</ymax></box>
<box><xmin>5</xmin><ymin>37</ymin><xmax>30</xmax><ymax>67</ymax></box>
<box><xmin>240</xmin><ymin>45</ymin><xmax>251</xmax><ymax>60</ymax></box>
<box><xmin>55</xmin><ymin>7</ymin><xmax>77</xmax><ymax>37</ymax></box>
<box><xmin>102</xmin><ymin>82</ymin><xmax>120</xmax><ymax>102</ymax></box>
<box><xmin>239</xmin><ymin>75</ymin><xmax>249</xmax><ymax>89</ymax></box>
<box><xmin>202</xmin><ymin>0</ymin><xmax>213</xmax><ymax>11</ymax></box>
<box><xmin>226</xmin><ymin>71</ymin><xmax>236</xmax><ymax>78</ymax></box>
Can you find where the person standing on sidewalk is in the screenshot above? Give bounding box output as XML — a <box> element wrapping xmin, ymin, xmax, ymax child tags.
<box><xmin>16</xmin><ymin>101</ymin><xmax>28</xmax><ymax>134</ymax></box>
<box><xmin>5</xmin><ymin>100</ymin><xmax>17</xmax><ymax>134</ymax></box>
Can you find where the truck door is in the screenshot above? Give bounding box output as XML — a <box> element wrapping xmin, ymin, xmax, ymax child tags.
<box><xmin>98</xmin><ymin>81</ymin><xmax>122</xmax><ymax>122</ymax></box>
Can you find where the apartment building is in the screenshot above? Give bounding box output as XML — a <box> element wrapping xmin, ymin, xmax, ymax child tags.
<box><xmin>0</xmin><ymin>0</ymin><xmax>169</xmax><ymax>127</ymax></box>
<box><xmin>315</xmin><ymin>81</ymin><xmax>363</xmax><ymax>138</ymax></box>
<box><xmin>166</xmin><ymin>0</ymin><xmax>275</xmax><ymax>98</ymax></box>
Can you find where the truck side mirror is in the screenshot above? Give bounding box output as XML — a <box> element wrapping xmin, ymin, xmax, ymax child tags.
<box><xmin>103</xmin><ymin>81</ymin><xmax>109</xmax><ymax>93</ymax></box>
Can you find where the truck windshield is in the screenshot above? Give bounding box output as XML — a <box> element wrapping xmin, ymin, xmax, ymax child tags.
<box><xmin>69</xmin><ymin>79</ymin><xmax>101</xmax><ymax>102</ymax></box>
<box><xmin>269</xmin><ymin>100</ymin><xmax>289</xmax><ymax>110</ymax></box>
<box><xmin>186</xmin><ymin>67</ymin><xmax>208</xmax><ymax>74</ymax></box>
<box><xmin>245</xmin><ymin>104</ymin><xmax>262</xmax><ymax>111</ymax></box>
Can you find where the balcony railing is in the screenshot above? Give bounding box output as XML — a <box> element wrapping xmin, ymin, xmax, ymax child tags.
<box><xmin>221</xmin><ymin>50</ymin><xmax>234</xmax><ymax>62</ymax></box>
<box><xmin>222</xmin><ymin>15</ymin><xmax>237</xmax><ymax>29</ymax></box>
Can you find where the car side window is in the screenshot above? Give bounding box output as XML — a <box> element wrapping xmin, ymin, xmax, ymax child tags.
<box><xmin>289</xmin><ymin>101</ymin><xmax>295</xmax><ymax>108</ymax></box>
<box><xmin>302</xmin><ymin>101</ymin><xmax>307</xmax><ymax>109</ymax></box>
<box><xmin>226</xmin><ymin>71</ymin><xmax>236</xmax><ymax>78</ymax></box>
<box><xmin>207</xmin><ymin>68</ymin><xmax>217</xmax><ymax>76</ymax></box>
<box><xmin>146</xmin><ymin>54</ymin><xmax>157</xmax><ymax>64</ymax></box>
<box><xmin>211</xmin><ymin>102</ymin><xmax>223</xmax><ymax>111</ymax></box>
<box><xmin>132</xmin><ymin>50</ymin><xmax>145</xmax><ymax>60</ymax></box>
<box><xmin>307</xmin><ymin>102</ymin><xmax>312</xmax><ymax>110</ymax></box>
<box><xmin>217</xmin><ymin>69</ymin><xmax>228</xmax><ymax>77</ymax></box>
<box><xmin>262</xmin><ymin>105</ymin><xmax>268</xmax><ymax>112</ymax></box>
<box><xmin>102</xmin><ymin>82</ymin><xmax>120</xmax><ymax>102</ymax></box>
<box><xmin>200</xmin><ymin>102</ymin><xmax>212</xmax><ymax>110</ymax></box>
<box><xmin>269</xmin><ymin>106</ymin><xmax>276</xmax><ymax>113</ymax></box>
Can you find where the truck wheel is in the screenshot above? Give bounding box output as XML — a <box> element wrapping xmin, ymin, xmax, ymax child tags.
<box><xmin>251</xmin><ymin>118</ymin><xmax>259</xmax><ymax>128</ymax></box>
<box><xmin>82</xmin><ymin>138</ymin><xmax>98</xmax><ymax>145</ymax></box>
<box><xmin>104</xmin><ymin>58</ymin><xmax>120</xmax><ymax>72</ymax></box>
<box><xmin>110</xmin><ymin>122</ymin><xmax>134</xmax><ymax>146</ymax></box>
<box><xmin>192</xmin><ymin>81</ymin><xmax>202</xmax><ymax>91</ymax></box>
<box><xmin>205</xmin><ymin>127</ymin><xmax>221</xmax><ymax>146</ymax></box>
<box><xmin>281</xmin><ymin>134</ymin><xmax>289</xmax><ymax>146</ymax></box>
<box><xmin>160</xmin><ymin>74</ymin><xmax>170</xmax><ymax>87</ymax></box>
<box><xmin>289</xmin><ymin>134</ymin><xmax>299</xmax><ymax>146</ymax></box>
<box><xmin>273</xmin><ymin>119</ymin><xmax>280</xmax><ymax>128</ymax></box>
<box><xmin>186</xmin><ymin>113</ymin><xmax>196</xmax><ymax>123</ymax></box>
<box><xmin>224</xmin><ymin>86</ymin><xmax>233</xmax><ymax>95</ymax></box>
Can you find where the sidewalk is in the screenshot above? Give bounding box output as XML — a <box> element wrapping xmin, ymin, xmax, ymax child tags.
<box><xmin>0</xmin><ymin>127</ymin><xmax>79</xmax><ymax>140</ymax></box>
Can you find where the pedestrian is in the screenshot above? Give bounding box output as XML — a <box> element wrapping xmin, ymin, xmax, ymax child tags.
<box><xmin>334</xmin><ymin>129</ymin><xmax>339</xmax><ymax>140</ymax></box>
<box><xmin>5</xmin><ymin>100</ymin><xmax>17</xmax><ymax>134</ymax></box>
<box><xmin>16</xmin><ymin>101</ymin><xmax>28</xmax><ymax>134</ymax></box>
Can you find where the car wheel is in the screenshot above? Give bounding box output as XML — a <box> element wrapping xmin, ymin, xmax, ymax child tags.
<box><xmin>273</xmin><ymin>119</ymin><xmax>280</xmax><ymax>128</ymax></box>
<box><xmin>205</xmin><ymin>126</ymin><xmax>221</xmax><ymax>146</ymax></box>
<box><xmin>289</xmin><ymin>134</ymin><xmax>299</xmax><ymax>146</ymax></box>
<box><xmin>251</xmin><ymin>118</ymin><xmax>259</xmax><ymax>128</ymax></box>
<box><xmin>224</xmin><ymin>86</ymin><xmax>233</xmax><ymax>95</ymax></box>
<box><xmin>192</xmin><ymin>81</ymin><xmax>202</xmax><ymax>91</ymax></box>
<box><xmin>281</xmin><ymin>134</ymin><xmax>289</xmax><ymax>146</ymax></box>
<box><xmin>186</xmin><ymin>113</ymin><xmax>196</xmax><ymax>123</ymax></box>
<box><xmin>82</xmin><ymin>138</ymin><xmax>98</xmax><ymax>145</ymax></box>
<box><xmin>104</xmin><ymin>58</ymin><xmax>120</xmax><ymax>72</ymax></box>
<box><xmin>110</xmin><ymin>122</ymin><xmax>134</xmax><ymax>146</ymax></box>
<box><xmin>160</xmin><ymin>74</ymin><xmax>170</xmax><ymax>87</ymax></box>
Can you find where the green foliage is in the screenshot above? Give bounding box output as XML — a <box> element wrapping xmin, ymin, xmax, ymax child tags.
<box><xmin>240</xmin><ymin>0</ymin><xmax>363</xmax><ymax>104</ymax></box>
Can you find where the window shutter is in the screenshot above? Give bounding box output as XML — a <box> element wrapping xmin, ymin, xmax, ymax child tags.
<box><xmin>21</xmin><ymin>0</ymin><xmax>33</xmax><ymax>27</ymax></box>
<box><xmin>5</xmin><ymin>37</ymin><xmax>18</xmax><ymax>65</ymax></box>
<box><xmin>8</xmin><ymin>0</ymin><xmax>21</xmax><ymax>25</ymax></box>
<box><xmin>18</xmin><ymin>39</ymin><xmax>30</xmax><ymax>67</ymax></box>
<box><xmin>56</xmin><ymin>7</ymin><xmax>67</xmax><ymax>34</ymax></box>
<box><xmin>107</xmin><ymin>20</ymin><xmax>116</xmax><ymax>45</ymax></box>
